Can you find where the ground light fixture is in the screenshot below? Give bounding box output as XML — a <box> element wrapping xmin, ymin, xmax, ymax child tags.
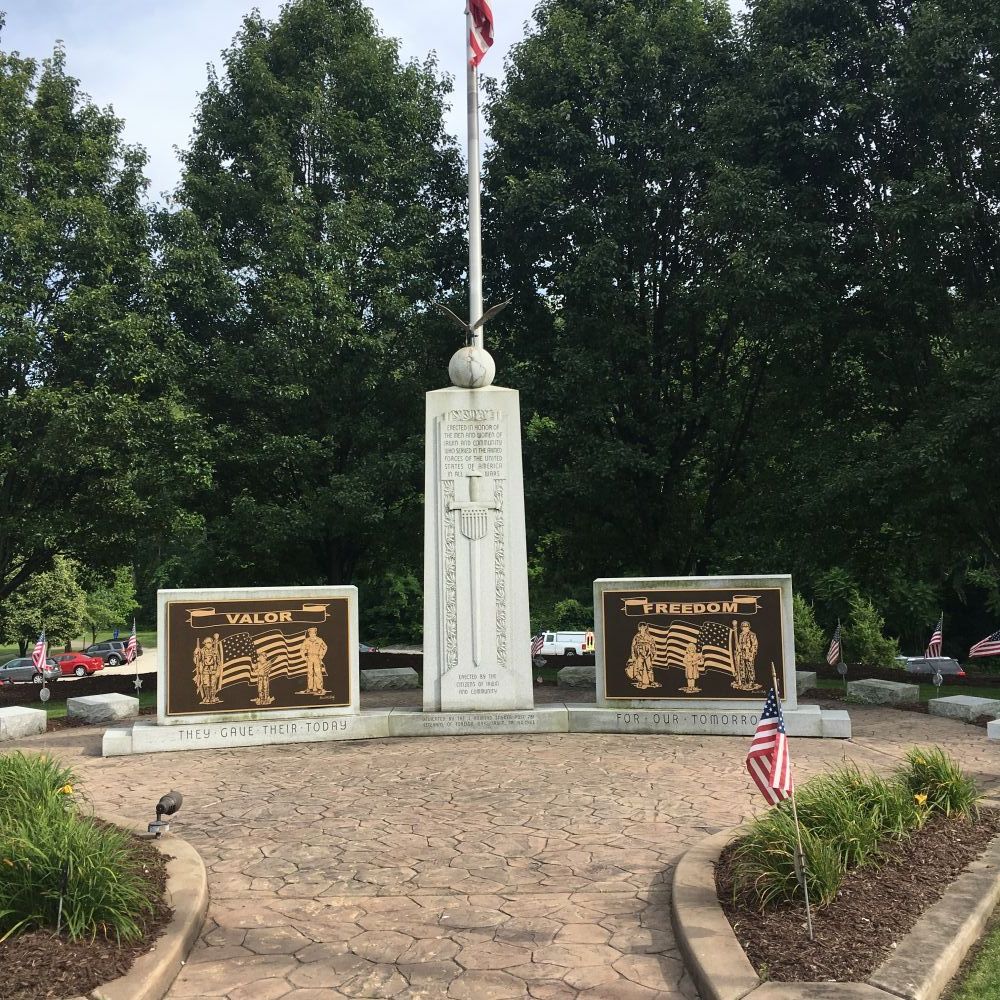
<box><xmin>149</xmin><ymin>790</ymin><xmax>183</xmax><ymax>837</ymax></box>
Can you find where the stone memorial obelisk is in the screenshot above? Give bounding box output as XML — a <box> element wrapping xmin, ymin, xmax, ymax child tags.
<box><xmin>423</xmin><ymin>3</ymin><xmax>533</xmax><ymax>713</ymax></box>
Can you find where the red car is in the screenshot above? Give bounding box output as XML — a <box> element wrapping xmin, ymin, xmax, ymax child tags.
<box><xmin>52</xmin><ymin>652</ymin><xmax>105</xmax><ymax>678</ymax></box>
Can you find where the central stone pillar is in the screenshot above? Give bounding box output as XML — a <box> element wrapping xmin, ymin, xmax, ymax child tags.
<box><xmin>423</xmin><ymin>386</ymin><xmax>533</xmax><ymax>711</ymax></box>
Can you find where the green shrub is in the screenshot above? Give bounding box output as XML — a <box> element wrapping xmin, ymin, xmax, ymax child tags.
<box><xmin>845</xmin><ymin>595</ymin><xmax>899</xmax><ymax>668</ymax></box>
<box><xmin>902</xmin><ymin>747</ymin><xmax>980</xmax><ymax>818</ymax></box>
<box><xmin>792</xmin><ymin>594</ymin><xmax>826</xmax><ymax>664</ymax></box>
<box><xmin>731</xmin><ymin>752</ymin><xmax>976</xmax><ymax>911</ymax></box>
<box><xmin>0</xmin><ymin>752</ymin><xmax>153</xmax><ymax>942</ymax></box>
<box><xmin>732</xmin><ymin>803</ymin><xmax>846</xmax><ymax>908</ymax></box>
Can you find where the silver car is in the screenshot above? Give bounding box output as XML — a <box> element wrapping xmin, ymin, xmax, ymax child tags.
<box><xmin>0</xmin><ymin>656</ymin><xmax>61</xmax><ymax>685</ymax></box>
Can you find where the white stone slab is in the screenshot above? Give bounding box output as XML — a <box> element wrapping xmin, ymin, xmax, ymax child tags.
<box><xmin>423</xmin><ymin>387</ymin><xmax>533</xmax><ymax>712</ymax></box>
<box><xmin>66</xmin><ymin>693</ymin><xmax>139</xmax><ymax>724</ymax></box>
<box><xmin>988</xmin><ymin>719</ymin><xmax>1000</xmax><ymax>742</ymax></box>
<box><xmin>847</xmin><ymin>679</ymin><xmax>919</xmax><ymax>705</ymax></box>
<box><xmin>822</xmin><ymin>710</ymin><xmax>853</xmax><ymax>739</ymax></box>
<box><xmin>928</xmin><ymin>695</ymin><xmax>1000</xmax><ymax>722</ymax></box>
<box><xmin>389</xmin><ymin>705</ymin><xmax>568</xmax><ymax>738</ymax></box>
<box><xmin>564</xmin><ymin>703</ymin><xmax>845</xmax><ymax>738</ymax></box>
<box><xmin>796</xmin><ymin>671</ymin><xmax>817</xmax><ymax>694</ymax></box>
<box><xmin>360</xmin><ymin>667</ymin><xmax>419</xmax><ymax>691</ymax></box>
<box><xmin>102</xmin><ymin>727</ymin><xmax>133</xmax><ymax>756</ymax></box>
<box><xmin>557</xmin><ymin>665</ymin><xmax>596</xmax><ymax>689</ymax></box>
<box><xmin>0</xmin><ymin>706</ymin><xmax>46</xmax><ymax>740</ymax></box>
<box><xmin>112</xmin><ymin>710</ymin><xmax>391</xmax><ymax>755</ymax></box>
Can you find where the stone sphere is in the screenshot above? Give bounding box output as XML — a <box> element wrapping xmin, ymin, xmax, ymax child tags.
<box><xmin>448</xmin><ymin>346</ymin><xmax>496</xmax><ymax>389</ymax></box>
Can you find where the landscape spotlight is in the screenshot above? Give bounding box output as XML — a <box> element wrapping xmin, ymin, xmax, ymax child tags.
<box><xmin>149</xmin><ymin>790</ymin><xmax>184</xmax><ymax>837</ymax></box>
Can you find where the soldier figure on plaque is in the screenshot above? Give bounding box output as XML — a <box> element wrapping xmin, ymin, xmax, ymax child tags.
<box><xmin>193</xmin><ymin>634</ymin><xmax>224</xmax><ymax>704</ymax></box>
<box><xmin>300</xmin><ymin>627</ymin><xmax>328</xmax><ymax>696</ymax></box>
<box><xmin>625</xmin><ymin>623</ymin><xmax>660</xmax><ymax>689</ymax></box>
<box><xmin>251</xmin><ymin>650</ymin><xmax>274</xmax><ymax>705</ymax></box>
<box><xmin>732</xmin><ymin>620</ymin><xmax>762</xmax><ymax>691</ymax></box>
<box><xmin>681</xmin><ymin>642</ymin><xmax>705</xmax><ymax>693</ymax></box>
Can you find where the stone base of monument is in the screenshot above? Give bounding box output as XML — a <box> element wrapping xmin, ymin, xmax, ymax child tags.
<box><xmin>360</xmin><ymin>667</ymin><xmax>420</xmax><ymax>691</ymax></box>
<box><xmin>929</xmin><ymin>695</ymin><xmax>1000</xmax><ymax>723</ymax></box>
<box><xmin>795</xmin><ymin>670</ymin><xmax>817</xmax><ymax>694</ymax></box>
<box><xmin>67</xmin><ymin>693</ymin><xmax>139</xmax><ymax>724</ymax></box>
<box><xmin>0</xmin><ymin>705</ymin><xmax>47</xmax><ymax>740</ymax></box>
<box><xmin>567</xmin><ymin>703</ymin><xmax>850</xmax><ymax>738</ymax></box>
<box><xmin>988</xmin><ymin>719</ymin><xmax>1000</xmax><ymax>741</ymax></box>
<box><xmin>847</xmin><ymin>679</ymin><xmax>920</xmax><ymax>705</ymax></box>
<box><xmin>557</xmin><ymin>665</ymin><xmax>596</xmax><ymax>689</ymax></box>
<box><xmin>103</xmin><ymin>703</ymin><xmax>851</xmax><ymax>755</ymax></box>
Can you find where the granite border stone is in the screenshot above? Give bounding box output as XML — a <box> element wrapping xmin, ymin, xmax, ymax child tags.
<box><xmin>87</xmin><ymin>812</ymin><xmax>208</xmax><ymax>1000</ymax></box>
<box><xmin>671</xmin><ymin>820</ymin><xmax>1000</xmax><ymax>1000</ymax></box>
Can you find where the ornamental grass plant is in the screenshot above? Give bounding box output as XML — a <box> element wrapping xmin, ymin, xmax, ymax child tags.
<box><xmin>731</xmin><ymin>748</ymin><xmax>980</xmax><ymax>911</ymax></box>
<box><xmin>0</xmin><ymin>751</ymin><xmax>153</xmax><ymax>942</ymax></box>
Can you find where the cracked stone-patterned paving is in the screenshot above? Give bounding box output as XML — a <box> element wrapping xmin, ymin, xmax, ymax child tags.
<box><xmin>8</xmin><ymin>702</ymin><xmax>1000</xmax><ymax>999</ymax></box>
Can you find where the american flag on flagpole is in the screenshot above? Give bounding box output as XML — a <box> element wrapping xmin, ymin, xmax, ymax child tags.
<box><xmin>126</xmin><ymin>620</ymin><xmax>138</xmax><ymax>663</ymax></box>
<box><xmin>925</xmin><ymin>615</ymin><xmax>943</xmax><ymax>658</ymax></box>
<box><xmin>745</xmin><ymin>688</ymin><xmax>793</xmax><ymax>805</ymax></box>
<box><xmin>468</xmin><ymin>0</ymin><xmax>494</xmax><ymax>66</ymax></box>
<box><xmin>530</xmin><ymin>634</ymin><xmax>543</xmax><ymax>657</ymax></box>
<box><xmin>31</xmin><ymin>630</ymin><xmax>47</xmax><ymax>670</ymax></box>
<box><xmin>825</xmin><ymin>623</ymin><xmax>842</xmax><ymax>666</ymax></box>
<box><xmin>970</xmin><ymin>628</ymin><xmax>1000</xmax><ymax>659</ymax></box>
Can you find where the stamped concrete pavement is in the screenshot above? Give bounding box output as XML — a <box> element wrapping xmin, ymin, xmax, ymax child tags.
<box><xmin>6</xmin><ymin>702</ymin><xmax>1000</xmax><ymax>1000</ymax></box>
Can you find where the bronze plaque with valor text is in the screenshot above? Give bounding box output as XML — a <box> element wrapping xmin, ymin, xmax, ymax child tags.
<box><xmin>602</xmin><ymin>587</ymin><xmax>785</xmax><ymax>700</ymax></box>
<box><xmin>164</xmin><ymin>597</ymin><xmax>350</xmax><ymax>717</ymax></box>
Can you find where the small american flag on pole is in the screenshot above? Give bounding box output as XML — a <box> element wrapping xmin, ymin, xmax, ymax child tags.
<box><xmin>31</xmin><ymin>630</ymin><xmax>47</xmax><ymax>670</ymax></box>
<box><xmin>530</xmin><ymin>634</ymin><xmax>543</xmax><ymax>657</ymax></box>
<box><xmin>825</xmin><ymin>623</ymin><xmax>842</xmax><ymax>666</ymax></box>
<box><xmin>126</xmin><ymin>620</ymin><xmax>138</xmax><ymax>663</ymax></box>
<box><xmin>970</xmin><ymin>628</ymin><xmax>1000</xmax><ymax>659</ymax></box>
<box><xmin>925</xmin><ymin>615</ymin><xmax>943</xmax><ymax>658</ymax></box>
<box><xmin>468</xmin><ymin>0</ymin><xmax>494</xmax><ymax>66</ymax></box>
<box><xmin>745</xmin><ymin>688</ymin><xmax>793</xmax><ymax>805</ymax></box>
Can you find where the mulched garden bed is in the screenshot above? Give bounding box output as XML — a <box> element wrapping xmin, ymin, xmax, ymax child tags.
<box><xmin>0</xmin><ymin>828</ymin><xmax>172</xmax><ymax>1000</ymax></box>
<box><xmin>716</xmin><ymin>807</ymin><xmax>1000</xmax><ymax>983</ymax></box>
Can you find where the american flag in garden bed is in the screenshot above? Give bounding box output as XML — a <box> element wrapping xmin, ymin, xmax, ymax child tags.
<box><xmin>746</xmin><ymin>688</ymin><xmax>793</xmax><ymax>805</ymax></box>
<box><xmin>925</xmin><ymin>616</ymin><xmax>943</xmax><ymax>658</ymax></box>
<box><xmin>825</xmin><ymin>623</ymin><xmax>842</xmax><ymax>666</ymax></box>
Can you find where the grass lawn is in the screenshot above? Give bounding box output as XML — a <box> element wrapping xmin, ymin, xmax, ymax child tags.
<box><xmin>948</xmin><ymin>913</ymin><xmax>1000</xmax><ymax>1000</ymax></box>
<box><xmin>816</xmin><ymin>677</ymin><xmax>1000</xmax><ymax>703</ymax></box>
<box><xmin>42</xmin><ymin>690</ymin><xmax>157</xmax><ymax>719</ymax></box>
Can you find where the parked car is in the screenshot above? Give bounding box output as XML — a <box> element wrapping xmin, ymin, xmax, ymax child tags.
<box><xmin>359</xmin><ymin>642</ymin><xmax>380</xmax><ymax>653</ymax></box>
<box><xmin>902</xmin><ymin>656</ymin><xmax>965</xmax><ymax>678</ymax></box>
<box><xmin>83</xmin><ymin>640</ymin><xmax>137</xmax><ymax>666</ymax></box>
<box><xmin>52</xmin><ymin>652</ymin><xmax>105</xmax><ymax>678</ymax></box>
<box><xmin>0</xmin><ymin>657</ymin><xmax>62</xmax><ymax>685</ymax></box>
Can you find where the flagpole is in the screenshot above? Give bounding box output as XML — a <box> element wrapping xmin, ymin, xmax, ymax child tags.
<box><xmin>771</xmin><ymin>662</ymin><xmax>814</xmax><ymax>941</ymax></box>
<box><xmin>466</xmin><ymin>6</ymin><xmax>484</xmax><ymax>348</ymax></box>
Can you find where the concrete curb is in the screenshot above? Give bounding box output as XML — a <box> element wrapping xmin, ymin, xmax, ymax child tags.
<box><xmin>671</xmin><ymin>821</ymin><xmax>1000</xmax><ymax>1000</ymax></box>
<box><xmin>86</xmin><ymin>812</ymin><xmax>208</xmax><ymax>1000</ymax></box>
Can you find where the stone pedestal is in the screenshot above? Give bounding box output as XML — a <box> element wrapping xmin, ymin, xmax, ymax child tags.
<box><xmin>360</xmin><ymin>667</ymin><xmax>419</xmax><ymax>691</ymax></box>
<box><xmin>928</xmin><ymin>695</ymin><xmax>1000</xmax><ymax>722</ymax></box>
<box><xmin>0</xmin><ymin>706</ymin><xmax>46</xmax><ymax>740</ymax></box>
<box><xmin>847</xmin><ymin>679</ymin><xmax>919</xmax><ymax>705</ymax></box>
<box><xmin>558</xmin><ymin>664</ymin><xmax>597</xmax><ymax>689</ymax></box>
<box><xmin>796</xmin><ymin>671</ymin><xmax>817</xmax><ymax>695</ymax></box>
<box><xmin>423</xmin><ymin>387</ymin><xmax>533</xmax><ymax>712</ymax></box>
<box><xmin>67</xmin><ymin>693</ymin><xmax>139</xmax><ymax>724</ymax></box>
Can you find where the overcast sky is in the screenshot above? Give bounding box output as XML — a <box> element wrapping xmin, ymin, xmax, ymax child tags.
<box><xmin>1</xmin><ymin>1</ymin><xmax>746</xmax><ymax>202</ymax></box>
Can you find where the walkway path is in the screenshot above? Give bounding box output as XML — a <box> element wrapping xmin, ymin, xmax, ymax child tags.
<box><xmin>7</xmin><ymin>703</ymin><xmax>999</xmax><ymax>999</ymax></box>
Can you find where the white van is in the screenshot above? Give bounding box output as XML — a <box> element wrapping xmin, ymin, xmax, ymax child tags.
<box><xmin>533</xmin><ymin>631</ymin><xmax>588</xmax><ymax>657</ymax></box>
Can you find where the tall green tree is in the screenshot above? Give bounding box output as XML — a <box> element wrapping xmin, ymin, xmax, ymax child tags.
<box><xmin>161</xmin><ymin>0</ymin><xmax>464</xmax><ymax>595</ymax></box>
<box><xmin>0</xmin><ymin>26</ymin><xmax>207</xmax><ymax>604</ymax></box>
<box><xmin>485</xmin><ymin>0</ymin><xmax>782</xmax><ymax>595</ymax></box>
<box><xmin>81</xmin><ymin>566</ymin><xmax>138</xmax><ymax>644</ymax></box>
<box><xmin>0</xmin><ymin>556</ymin><xmax>85</xmax><ymax>655</ymax></box>
<box><xmin>711</xmin><ymin>0</ymin><xmax>1000</xmax><ymax>633</ymax></box>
